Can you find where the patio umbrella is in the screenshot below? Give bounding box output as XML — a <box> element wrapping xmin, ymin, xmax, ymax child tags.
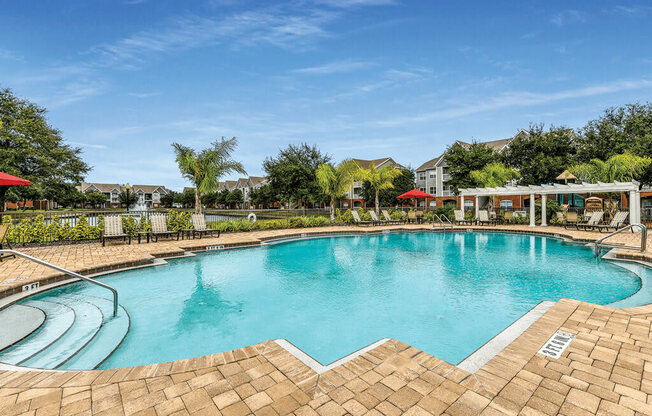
<box><xmin>397</xmin><ymin>189</ymin><xmax>434</xmax><ymax>211</ymax></box>
<box><xmin>0</xmin><ymin>172</ymin><xmax>31</xmax><ymax>222</ymax></box>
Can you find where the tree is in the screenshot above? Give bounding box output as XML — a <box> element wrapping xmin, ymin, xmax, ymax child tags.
<box><xmin>263</xmin><ymin>143</ymin><xmax>331</xmax><ymax>210</ymax></box>
<box><xmin>175</xmin><ymin>188</ymin><xmax>196</xmax><ymax>208</ymax></box>
<box><xmin>469</xmin><ymin>162</ymin><xmax>520</xmax><ymax>211</ymax></box>
<box><xmin>160</xmin><ymin>191</ymin><xmax>175</xmax><ymax>208</ymax></box>
<box><xmin>355</xmin><ymin>163</ymin><xmax>402</xmax><ymax>215</ymax></box>
<box><xmin>172</xmin><ymin>137</ymin><xmax>246</xmax><ymax>214</ymax></box>
<box><xmin>316</xmin><ymin>160</ymin><xmax>357</xmax><ymax>222</ymax></box>
<box><xmin>119</xmin><ymin>190</ymin><xmax>137</xmax><ymax>209</ymax></box>
<box><xmin>577</xmin><ymin>102</ymin><xmax>652</xmax><ymax>184</ymax></box>
<box><xmin>201</xmin><ymin>192</ymin><xmax>218</xmax><ymax>208</ymax></box>
<box><xmin>85</xmin><ymin>191</ymin><xmax>107</xmax><ymax>208</ymax></box>
<box><xmin>361</xmin><ymin>167</ymin><xmax>415</xmax><ymax>207</ymax></box>
<box><xmin>502</xmin><ymin>125</ymin><xmax>577</xmax><ymax>185</ymax></box>
<box><xmin>444</xmin><ymin>142</ymin><xmax>499</xmax><ymax>192</ymax></box>
<box><xmin>249</xmin><ymin>184</ymin><xmax>277</xmax><ymax>208</ymax></box>
<box><xmin>226</xmin><ymin>189</ymin><xmax>243</xmax><ymax>208</ymax></box>
<box><xmin>216</xmin><ymin>189</ymin><xmax>230</xmax><ymax>208</ymax></box>
<box><xmin>567</xmin><ymin>152</ymin><xmax>652</xmax><ymax>184</ymax></box>
<box><xmin>0</xmin><ymin>88</ymin><xmax>90</xmax><ymax>215</ymax></box>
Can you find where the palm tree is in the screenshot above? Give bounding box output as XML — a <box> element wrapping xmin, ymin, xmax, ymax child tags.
<box><xmin>355</xmin><ymin>162</ymin><xmax>402</xmax><ymax>215</ymax></box>
<box><xmin>568</xmin><ymin>152</ymin><xmax>652</xmax><ymax>183</ymax></box>
<box><xmin>469</xmin><ymin>162</ymin><xmax>520</xmax><ymax>212</ymax></box>
<box><xmin>172</xmin><ymin>137</ymin><xmax>246</xmax><ymax>214</ymax></box>
<box><xmin>316</xmin><ymin>160</ymin><xmax>357</xmax><ymax>222</ymax></box>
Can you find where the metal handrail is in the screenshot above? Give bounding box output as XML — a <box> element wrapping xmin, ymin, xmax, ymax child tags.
<box><xmin>432</xmin><ymin>214</ymin><xmax>453</xmax><ymax>231</ymax></box>
<box><xmin>594</xmin><ymin>224</ymin><xmax>647</xmax><ymax>257</ymax></box>
<box><xmin>0</xmin><ymin>249</ymin><xmax>118</xmax><ymax>316</ymax></box>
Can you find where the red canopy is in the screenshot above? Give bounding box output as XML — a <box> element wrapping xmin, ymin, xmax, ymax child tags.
<box><xmin>0</xmin><ymin>172</ymin><xmax>30</xmax><ymax>186</ymax></box>
<box><xmin>397</xmin><ymin>189</ymin><xmax>433</xmax><ymax>199</ymax></box>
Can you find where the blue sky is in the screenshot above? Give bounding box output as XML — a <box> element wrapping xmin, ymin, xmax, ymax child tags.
<box><xmin>1</xmin><ymin>0</ymin><xmax>651</xmax><ymax>190</ymax></box>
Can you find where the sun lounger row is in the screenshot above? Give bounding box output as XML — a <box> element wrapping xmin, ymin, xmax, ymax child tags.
<box><xmin>558</xmin><ymin>211</ymin><xmax>629</xmax><ymax>232</ymax></box>
<box><xmin>101</xmin><ymin>214</ymin><xmax>220</xmax><ymax>246</ymax></box>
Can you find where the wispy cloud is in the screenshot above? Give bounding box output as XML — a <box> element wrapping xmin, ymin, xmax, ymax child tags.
<box><xmin>68</xmin><ymin>141</ymin><xmax>108</xmax><ymax>149</ymax></box>
<box><xmin>293</xmin><ymin>59</ymin><xmax>373</xmax><ymax>74</ymax></box>
<box><xmin>613</xmin><ymin>5</ymin><xmax>652</xmax><ymax>15</ymax></box>
<box><xmin>550</xmin><ymin>10</ymin><xmax>586</xmax><ymax>26</ymax></box>
<box><xmin>128</xmin><ymin>92</ymin><xmax>160</xmax><ymax>98</ymax></box>
<box><xmin>371</xmin><ymin>78</ymin><xmax>652</xmax><ymax>127</ymax></box>
<box><xmin>40</xmin><ymin>81</ymin><xmax>105</xmax><ymax>108</ymax></box>
<box><xmin>314</xmin><ymin>0</ymin><xmax>396</xmax><ymax>8</ymax></box>
<box><xmin>0</xmin><ymin>48</ymin><xmax>24</xmax><ymax>62</ymax></box>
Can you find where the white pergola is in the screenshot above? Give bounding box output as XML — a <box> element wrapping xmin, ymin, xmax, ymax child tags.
<box><xmin>458</xmin><ymin>181</ymin><xmax>642</xmax><ymax>227</ymax></box>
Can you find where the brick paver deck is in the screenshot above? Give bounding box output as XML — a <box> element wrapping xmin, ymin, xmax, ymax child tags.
<box><xmin>0</xmin><ymin>224</ymin><xmax>651</xmax><ymax>415</ymax></box>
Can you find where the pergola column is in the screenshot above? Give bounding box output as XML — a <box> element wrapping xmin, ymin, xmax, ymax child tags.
<box><xmin>475</xmin><ymin>196</ymin><xmax>480</xmax><ymax>218</ymax></box>
<box><xmin>529</xmin><ymin>194</ymin><xmax>536</xmax><ymax>227</ymax></box>
<box><xmin>541</xmin><ymin>194</ymin><xmax>547</xmax><ymax>226</ymax></box>
<box><xmin>460</xmin><ymin>196</ymin><xmax>465</xmax><ymax>211</ymax></box>
<box><xmin>630</xmin><ymin>190</ymin><xmax>641</xmax><ymax>224</ymax></box>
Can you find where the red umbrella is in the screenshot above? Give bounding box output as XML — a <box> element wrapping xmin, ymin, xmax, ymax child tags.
<box><xmin>0</xmin><ymin>172</ymin><xmax>30</xmax><ymax>186</ymax></box>
<box><xmin>0</xmin><ymin>172</ymin><xmax>30</xmax><ymax>221</ymax></box>
<box><xmin>398</xmin><ymin>189</ymin><xmax>434</xmax><ymax>212</ymax></box>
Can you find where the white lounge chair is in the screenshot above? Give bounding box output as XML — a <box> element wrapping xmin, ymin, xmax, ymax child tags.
<box><xmin>102</xmin><ymin>216</ymin><xmax>131</xmax><ymax>246</ymax></box>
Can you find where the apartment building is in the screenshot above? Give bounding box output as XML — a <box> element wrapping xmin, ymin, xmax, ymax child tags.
<box><xmin>415</xmin><ymin>132</ymin><xmax>524</xmax><ymax>210</ymax></box>
<box><xmin>78</xmin><ymin>183</ymin><xmax>172</xmax><ymax>209</ymax></box>
<box><xmin>341</xmin><ymin>158</ymin><xmax>405</xmax><ymax>209</ymax></box>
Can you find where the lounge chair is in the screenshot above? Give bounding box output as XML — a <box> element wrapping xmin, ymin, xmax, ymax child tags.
<box><xmin>368</xmin><ymin>211</ymin><xmax>383</xmax><ymax>225</ymax></box>
<box><xmin>407</xmin><ymin>211</ymin><xmax>418</xmax><ymax>223</ymax></box>
<box><xmin>561</xmin><ymin>211</ymin><xmax>579</xmax><ymax>229</ymax></box>
<box><xmin>382</xmin><ymin>210</ymin><xmax>402</xmax><ymax>224</ymax></box>
<box><xmin>453</xmin><ymin>210</ymin><xmax>472</xmax><ymax>225</ymax></box>
<box><xmin>502</xmin><ymin>211</ymin><xmax>513</xmax><ymax>224</ymax></box>
<box><xmin>476</xmin><ymin>210</ymin><xmax>496</xmax><ymax>226</ymax></box>
<box><xmin>351</xmin><ymin>210</ymin><xmax>374</xmax><ymax>226</ymax></box>
<box><xmin>575</xmin><ymin>211</ymin><xmax>604</xmax><ymax>231</ymax></box>
<box><xmin>150</xmin><ymin>215</ymin><xmax>181</xmax><ymax>242</ymax></box>
<box><xmin>191</xmin><ymin>214</ymin><xmax>221</xmax><ymax>239</ymax></box>
<box><xmin>0</xmin><ymin>224</ymin><xmax>15</xmax><ymax>261</ymax></box>
<box><xmin>591</xmin><ymin>211</ymin><xmax>629</xmax><ymax>233</ymax></box>
<box><xmin>101</xmin><ymin>216</ymin><xmax>131</xmax><ymax>247</ymax></box>
<box><xmin>400</xmin><ymin>211</ymin><xmax>408</xmax><ymax>223</ymax></box>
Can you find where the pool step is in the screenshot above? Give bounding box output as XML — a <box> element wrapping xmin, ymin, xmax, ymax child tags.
<box><xmin>0</xmin><ymin>294</ymin><xmax>130</xmax><ymax>370</ymax></box>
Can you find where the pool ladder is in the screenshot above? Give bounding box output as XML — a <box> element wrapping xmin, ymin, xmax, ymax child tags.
<box><xmin>433</xmin><ymin>214</ymin><xmax>454</xmax><ymax>232</ymax></box>
<box><xmin>594</xmin><ymin>224</ymin><xmax>647</xmax><ymax>258</ymax></box>
<box><xmin>0</xmin><ymin>249</ymin><xmax>119</xmax><ymax>316</ymax></box>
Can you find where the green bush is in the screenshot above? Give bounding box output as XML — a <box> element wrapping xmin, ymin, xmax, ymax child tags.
<box><xmin>336</xmin><ymin>209</ymin><xmax>355</xmax><ymax>224</ymax></box>
<box><xmin>167</xmin><ymin>209</ymin><xmax>192</xmax><ymax>231</ymax></box>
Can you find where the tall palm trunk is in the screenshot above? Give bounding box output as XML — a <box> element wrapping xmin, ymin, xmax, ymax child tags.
<box><xmin>375</xmin><ymin>190</ymin><xmax>380</xmax><ymax>215</ymax></box>
<box><xmin>195</xmin><ymin>190</ymin><xmax>202</xmax><ymax>214</ymax></box>
<box><xmin>330</xmin><ymin>197</ymin><xmax>336</xmax><ymax>223</ymax></box>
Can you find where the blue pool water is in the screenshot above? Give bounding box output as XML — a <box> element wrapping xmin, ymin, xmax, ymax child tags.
<box><xmin>29</xmin><ymin>232</ymin><xmax>642</xmax><ymax>368</ymax></box>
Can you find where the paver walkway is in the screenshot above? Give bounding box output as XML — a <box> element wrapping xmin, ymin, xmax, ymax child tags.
<box><xmin>0</xmin><ymin>224</ymin><xmax>651</xmax><ymax>415</ymax></box>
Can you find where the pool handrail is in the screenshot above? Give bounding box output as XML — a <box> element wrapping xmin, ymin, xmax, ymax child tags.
<box><xmin>0</xmin><ymin>249</ymin><xmax>119</xmax><ymax>316</ymax></box>
<box><xmin>432</xmin><ymin>213</ymin><xmax>453</xmax><ymax>231</ymax></box>
<box><xmin>594</xmin><ymin>223</ymin><xmax>647</xmax><ymax>257</ymax></box>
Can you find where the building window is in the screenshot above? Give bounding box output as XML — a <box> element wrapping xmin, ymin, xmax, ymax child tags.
<box><xmin>429</xmin><ymin>187</ymin><xmax>436</xmax><ymax>194</ymax></box>
<box><xmin>419</xmin><ymin>173</ymin><xmax>426</xmax><ymax>181</ymax></box>
<box><xmin>464</xmin><ymin>199</ymin><xmax>474</xmax><ymax>209</ymax></box>
<box><xmin>500</xmin><ymin>200</ymin><xmax>513</xmax><ymax>210</ymax></box>
<box><xmin>429</xmin><ymin>201</ymin><xmax>436</xmax><ymax>209</ymax></box>
<box><xmin>419</xmin><ymin>187</ymin><xmax>425</xmax><ymax>192</ymax></box>
<box><xmin>429</xmin><ymin>172</ymin><xmax>435</xmax><ymax>178</ymax></box>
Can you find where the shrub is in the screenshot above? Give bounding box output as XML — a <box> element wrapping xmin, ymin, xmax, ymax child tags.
<box><xmin>336</xmin><ymin>209</ymin><xmax>355</xmax><ymax>224</ymax></box>
<box><xmin>167</xmin><ymin>209</ymin><xmax>192</xmax><ymax>231</ymax></box>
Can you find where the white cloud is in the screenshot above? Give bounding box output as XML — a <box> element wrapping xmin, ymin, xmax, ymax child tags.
<box><xmin>370</xmin><ymin>79</ymin><xmax>652</xmax><ymax>127</ymax></box>
<box><xmin>67</xmin><ymin>142</ymin><xmax>108</xmax><ymax>149</ymax></box>
<box><xmin>293</xmin><ymin>59</ymin><xmax>373</xmax><ymax>74</ymax></box>
<box><xmin>550</xmin><ymin>10</ymin><xmax>585</xmax><ymax>26</ymax></box>
<box><xmin>314</xmin><ymin>0</ymin><xmax>396</xmax><ymax>8</ymax></box>
<box><xmin>0</xmin><ymin>48</ymin><xmax>24</xmax><ymax>62</ymax></box>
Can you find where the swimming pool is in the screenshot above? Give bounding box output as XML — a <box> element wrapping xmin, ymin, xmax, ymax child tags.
<box><xmin>7</xmin><ymin>231</ymin><xmax>644</xmax><ymax>369</ymax></box>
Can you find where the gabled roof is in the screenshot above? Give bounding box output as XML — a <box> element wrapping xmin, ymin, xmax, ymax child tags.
<box><xmin>79</xmin><ymin>183</ymin><xmax>122</xmax><ymax>193</ymax></box>
<box><xmin>352</xmin><ymin>157</ymin><xmax>404</xmax><ymax>170</ymax></box>
<box><xmin>248</xmin><ymin>176</ymin><xmax>267</xmax><ymax>186</ymax></box>
<box><xmin>223</xmin><ymin>180</ymin><xmax>237</xmax><ymax>190</ymax></box>
<box><xmin>132</xmin><ymin>185</ymin><xmax>170</xmax><ymax>194</ymax></box>
<box><xmin>236</xmin><ymin>178</ymin><xmax>249</xmax><ymax>188</ymax></box>
<box><xmin>415</xmin><ymin>130</ymin><xmax>526</xmax><ymax>173</ymax></box>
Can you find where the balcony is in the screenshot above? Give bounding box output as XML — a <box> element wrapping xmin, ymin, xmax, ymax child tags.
<box><xmin>442</xmin><ymin>174</ymin><xmax>451</xmax><ymax>181</ymax></box>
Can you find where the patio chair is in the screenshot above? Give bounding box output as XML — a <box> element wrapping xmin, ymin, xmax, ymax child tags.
<box><xmin>476</xmin><ymin>210</ymin><xmax>496</xmax><ymax>226</ymax></box>
<box><xmin>592</xmin><ymin>211</ymin><xmax>629</xmax><ymax>233</ymax></box>
<box><xmin>575</xmin><ymin>211</ymin><xmax>604</xmax><ymax>231</ymax></box>
<box><xmin>150</xmin><ymin>215</ymin><xmax>181</xmax><ymax>242</ymax></box>
<box><xmin>453</xmin><ymin>210</ymin><xmax>472</xmax><ymax>225</ymax></box>
<box><xmin>561</xmin><ymin>211</ymin><xmax>579</xmax><ymax>229</ymax></box>
<box><xmin>400</xmin><ymin>211</ymin><xmax>408</xmax><ymax>223</ymax></box>
<box><xmin>191</xmin><ymin>214</ymin><xmax>221</xmax><ymax>239</ymax></box>
<box><xmin>101</xmin><ymin>216</ymin><xmax>131</xmax><ymax>247</ymax></box>
<box><xmin>382</xmin><ymin>210</ymin><xmax>402</xmax><ymax>224</ymax></box>
<box><xmin>407</xmin><ymin>211</ymin><xmax>418</xmax><ymax>223</ymax></box>
<box><xmin>0</xmin><ymin>224</ymin><xmax>15</xmax><ymax>261</ymax></box>
<box><xmin>503</xmin><ymin>211</ymin><xmax>513</xmax><ymax>224</ymax></box>
<box><xmin>351</xmin><ymin>210</ymin><xmax>374</xmax><ymax>226</ymax></box>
